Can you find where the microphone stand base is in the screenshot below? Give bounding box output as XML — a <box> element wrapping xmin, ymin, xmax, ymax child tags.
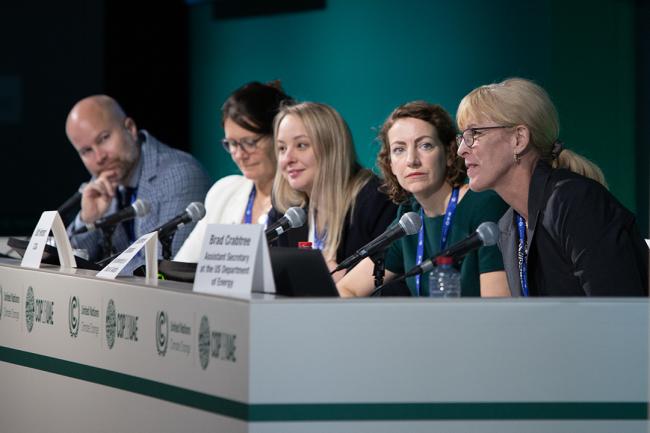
<box><xmin>100</xmin><ymin>226</ymin><xmax>116</xmax><ymax>261</ymax></box>
<box><xmin>159</xmin><ymin>233</ymin><xmax>175</xmax><ymax>261</ymax></box>
<box><xmin>370</xmin><ymin>252</ymin><xmax>386</xmax><ymax>289</ymax></box>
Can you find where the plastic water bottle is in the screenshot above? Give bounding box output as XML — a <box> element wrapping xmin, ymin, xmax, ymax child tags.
<box><xmin>428</xmin><ymin>256</ymin><xmax>461</xmax><ymax>297</ymax></box>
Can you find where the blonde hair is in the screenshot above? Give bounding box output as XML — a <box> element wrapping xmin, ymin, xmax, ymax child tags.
<box><xmin>273</xmin><ymin>102</ymin><xmax>372</xmax><ymax>260</ymax></box>
<box><xmin>456</xmin><ymin>78</ymin><xmax>607</xmax><ymax>186</ymax></box>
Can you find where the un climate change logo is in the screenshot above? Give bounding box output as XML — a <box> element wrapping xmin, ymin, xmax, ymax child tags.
<box><xmin>155</xmin><ymin>311</ymin><xmax>169</xmax><ymax>356</ymax></box>
<box><xmin>69</xmin><ymin>296</ymin><xmax>80</xmax><ymax>337</ymax></box>
<box><xmin>25</xmin><ymin>286</ymin><xmax>35</xmax><ymax>333</ymax></box>
<box><xmin>198</xmin><ymin>316</ymin><xmax>210</xmax><ymax>370</ymax></box>
<box><xmin>105</xmin><ymin>299</ymin><xmax>117</xmax><ymax>349</ymax></box>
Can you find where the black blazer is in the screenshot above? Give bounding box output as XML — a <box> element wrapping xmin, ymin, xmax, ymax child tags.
<box><xmin>498</xmin><ymin>160</ymin><xmax>648</xmax><ymax>296</ymax></box>
<box><xmin>268</xmin><ymin>175</ymin><xmax>398</xmax><ymax>267</ymax></box>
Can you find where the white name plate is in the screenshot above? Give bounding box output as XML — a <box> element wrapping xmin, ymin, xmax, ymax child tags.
<box><xmin>96</xmin><ymin>231</ymin><xmax>158</xmax><ymax>283</ymax></box>
<box><xmin>193</xmin><ymin>224</ymin><xmax>275</xmax><ymax>297</ymax></box>
<box><xmin>21</xmin><ymin>211</ymin><xmax>77</xmax><ymax>269</ymax></box>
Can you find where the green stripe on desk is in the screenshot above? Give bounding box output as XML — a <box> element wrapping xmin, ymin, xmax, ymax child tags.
<box><xmin>249</xmin><ymin>402</ymin><xmax>648</xmax><ymax>421</ymax></box>
<box><xmin>0</xmin><ymin>346</ymin><xmax>247</xmax><ymax>420</ymax></box>
<box><xmin>0</xmin><ymin>346</ymin><xmax>647</xmax><ymax>422</ymax></box>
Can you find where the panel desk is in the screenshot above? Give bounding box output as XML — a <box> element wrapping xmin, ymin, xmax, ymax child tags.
<box><xmin>0</xmin><ymin>259</ymin><xmax>647</xmax><ymax>432</ymax></box>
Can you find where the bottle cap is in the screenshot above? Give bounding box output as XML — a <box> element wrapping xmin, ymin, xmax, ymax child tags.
<box><xmin>435</xmin><ymin>256</ymin><xmax>453</xmax><ymax>265</ymax></box>
<box><xmin>298</xmin><ymin>241</ymin><xmax>313</xmax><ymax>249</ymax></box>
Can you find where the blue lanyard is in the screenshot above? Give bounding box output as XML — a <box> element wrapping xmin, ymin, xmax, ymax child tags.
<box><xmin>515</xmin><ymin>212</ymin><xmax>529</xmax><ymax>296</ymax></box>
<box><xmin>313</xmin><ymin>230</ymin><xmax>325</xmax><ymax>250</ymax></box>
<box><xmin>311</xmin><ymin>209</ymin><xmax>326</xmax><ymax>250</ymax></box>
<box><xmin>244</xmin><ymin>186</ymin><xmax>256</xmax><ymax>224</ymax></box>
<box><xmin>313</xmin><ymin>223</ymin><xmax>326</xmax><ymax>251</ymax></box>
<box><xmin>415</xmin><ymin>187</ymin><xmax>459</xmax><ymax>296</ymax></box>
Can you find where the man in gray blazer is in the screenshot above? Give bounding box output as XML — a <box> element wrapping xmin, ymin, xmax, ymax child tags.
<box><xmin>65</xmin><ymin>95</ymin><xmax>211</xmax><ymax>269</ymax></box>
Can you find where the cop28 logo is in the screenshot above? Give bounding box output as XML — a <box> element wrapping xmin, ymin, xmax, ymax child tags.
<box><xmin>25</xmin><ymin>286</ymin><xmax>35</xmax><ymax>333</ymax></box>
<box><xmin>155</xmin><ymin>311</ymin><xmax>169</xmax><ymax>356</ymax></box>
<box><xmin>69</xmin><ymin>296</ymin><xmax>80</xmax><ymax>337</ymax></box>
<box><xmin>105</xmin><ymin>299</ymin><xmax>117</xmax><ymax>349</ymax></box>
<box><xmin>198</xmin><ymin>316</ymin><xmax>210</xmax><ymax>370</ymax></box>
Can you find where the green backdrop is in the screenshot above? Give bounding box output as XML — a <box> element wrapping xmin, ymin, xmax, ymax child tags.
<box><xmin>189</xmin><ymin>0</ymin><xmax>637</xmax><ymax>212</ymax></box>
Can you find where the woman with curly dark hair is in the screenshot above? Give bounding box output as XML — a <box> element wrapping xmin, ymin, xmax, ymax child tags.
<box><xmin>338</xmin><ymin>101</ymin><xmax>509</xmax><ymax>297</ymax></box>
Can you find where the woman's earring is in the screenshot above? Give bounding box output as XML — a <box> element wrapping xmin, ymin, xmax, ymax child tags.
<box><xmin>513</xmin><ymin>152</ymin><xmax>521</xmax><ymax>164</ymax></box>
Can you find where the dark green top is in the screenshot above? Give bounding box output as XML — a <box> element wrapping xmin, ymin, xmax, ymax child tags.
<box><xmin>384</xmin><ymin>190</ymin><xmax>508</xmax><ymax>297</ymax></box>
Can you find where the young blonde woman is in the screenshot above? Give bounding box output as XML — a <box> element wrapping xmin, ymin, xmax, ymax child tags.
<box><xmin>337</xmin><ymin>101</ymin><xmax>510</xmax><ymax>297</ymax></box>
<box><xmin>269</xmin><ymin>102</ymin><xmax>397</xmax><ymax>281</ymax></box>
<box><xmin>456</xmin><ymin>78</ymin><xmax>648</xmax><ymax>296</ymax></box>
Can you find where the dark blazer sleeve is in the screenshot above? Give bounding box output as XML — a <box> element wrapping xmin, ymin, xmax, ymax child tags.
<box><xmin>336</xmin><ymin>177</ymin><xmax>399</xmax><ymax>265</ymax></box>
<box><xmin>267</xmin><ymin>207</ymin><xmax>309</xmax><ymax>248</ymax></box>
<box><xmin>340</xmin><ymin>177</ymin><xmax>406</xmax><ymax>295</ymax></box>
<box><xmin>543</xmin><ymin>179</ymin><xmax>648</xmax><ymax>296</ymax></box>
<box><xmin>269</xmin><ymin>177</ymin><xmax>398</xmax><ymax>267</ymax></box>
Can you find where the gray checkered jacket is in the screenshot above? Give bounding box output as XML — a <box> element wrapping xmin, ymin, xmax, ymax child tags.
<box><xmin>67</xmin><ymin>130</ymin><xmax>211</xmax><ymax>268</ymax></box>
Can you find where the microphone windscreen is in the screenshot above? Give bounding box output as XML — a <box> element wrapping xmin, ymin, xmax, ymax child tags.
<box><xmin>476</xmin><ymin>221</ymin><xmax>499</xmax><ymax>246</ymax></box>
<box><xmin>285</xmin><ymin>207</ymin><xmax>306</xmax><ymax>228</ymax></box>
<box><xmin>133</xmin><ymin>199</ymin><xmax>151</xmax><ymax>217</ymax></box>
<box><xmin>186</xmin><ymin>202</ymin><xmax>206</xmax><ymax>222</ymax></box>
<box><xmin>398</xmin><ymin>211</ymin><xmax>422</xmax><ymax>235</ymax></box>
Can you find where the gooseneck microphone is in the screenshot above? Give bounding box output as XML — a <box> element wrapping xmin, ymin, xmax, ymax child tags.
<box><xmin>369</xmin><ymin>221</ymin><xmax>499</xmax><ymax>297</ymax></box>
<box><xmin>155</xmin><ymin>202</ymin><xmax>206</xmax><ymax>238</ymax></box>
<box><xmin>265</xmin><ymin>207</ymin><xmax>307</xmax><ymax>242</ymax></box>
<box><xmin>404</xmin><ymin>221</ymin><xmax>499</xmax><ymax>279</ymax></box>
<box><xmin>332</xmin><ymin>212</ymin><xmax>422</xmax><ymax>273</ymax></box>
<box><xmin>73</xmin><ymin>198</ymin><xmax>151</xmax><ymax>234</ymax></box>
<box><xmin>57</xmin><ymin>182</ymin><xmax>87</xmax><ymax>217</ymax></box>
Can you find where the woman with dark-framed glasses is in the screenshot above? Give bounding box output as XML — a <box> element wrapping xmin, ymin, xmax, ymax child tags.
<box><xmin>456</xmin><ymin>77</ymin><xmax>648</xmax><ymax>296</ymax></box>
<box><xmin>175</xmin><ymin>81</ymin><xmax>293</xmax><ymax>262</ymax></box>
